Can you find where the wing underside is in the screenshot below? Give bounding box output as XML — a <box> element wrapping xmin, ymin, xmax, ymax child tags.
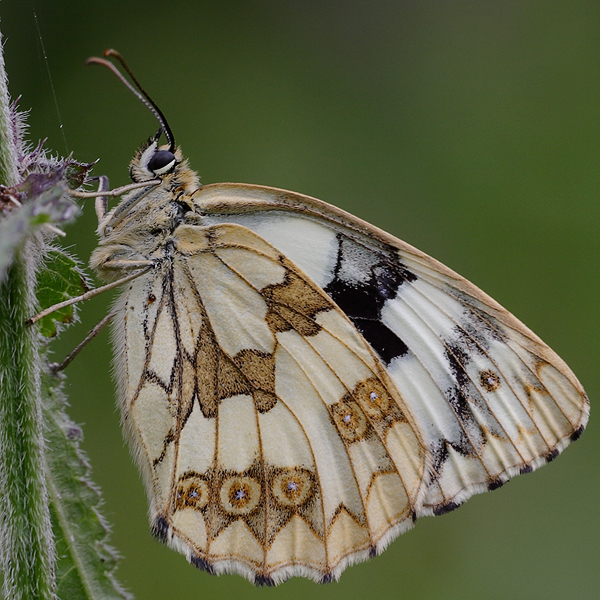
<box><xmin>110</xmin><ymin>183</ymin><xmax>588</xmax><ymax>584</ymax></box>
<box><xmin>194</xmin><ymin>184</ymin><xmax>588</xmax><ymax>516</ymax></box>
<box><xmin>112</xmin><ymin>222</ymin><xmax>427</xmax><ymax>584</ymax></box>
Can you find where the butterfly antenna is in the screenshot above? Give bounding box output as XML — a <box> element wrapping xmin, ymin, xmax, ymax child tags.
<box><xmin>86</xmin><ymin>49</ymin><xmax>175</xmax><ymax>152</ymax></box>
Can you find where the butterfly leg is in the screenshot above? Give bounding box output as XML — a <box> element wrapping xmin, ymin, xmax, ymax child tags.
<box><xmin>89</xmin><ymin>175</ymin><xmax>110</xmax><ymax>222</ymax></box>
<box><xmin>27</xmin><ymin>264</ymin><xmax>151</xmax><ymax>326</ymax></box>
<box><xmin>48</xmin><ymin>311</ymin><xmax>114</xmax><ymax>373</ymax></box>
<box><xmin>69</xmin><ymin>178</ymin><xmax>160</xmax><ymax>202</ymax></box>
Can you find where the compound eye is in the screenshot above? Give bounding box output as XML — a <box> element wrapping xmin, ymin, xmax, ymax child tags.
<box><xmin>147</xmin><ymin>149</ymin><xmax>177</xmax><ymax>175</ymax></box>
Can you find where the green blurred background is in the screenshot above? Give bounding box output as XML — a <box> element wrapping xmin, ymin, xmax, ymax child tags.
<box><xmin>2</xmin><ymin>1</ymin><xmax>599</xmax><ymax>598</ymax></box>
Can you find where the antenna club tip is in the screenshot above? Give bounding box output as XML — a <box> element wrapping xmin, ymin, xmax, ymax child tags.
<box><xmin>85</xmin><ymin>49</ymin><xmax>176</xmax><ymax>149</ymax></box>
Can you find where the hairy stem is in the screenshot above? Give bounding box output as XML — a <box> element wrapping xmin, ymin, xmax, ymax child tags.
<box><xmin>0</xmin><ymin>32</ymin><xmax>56</xmax><ymax>600</ymax></box>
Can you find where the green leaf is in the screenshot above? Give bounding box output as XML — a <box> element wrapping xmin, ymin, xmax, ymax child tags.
<box><xmin>42</xmin><ymin>369</ymin><xmax>132</xmax><ymax>600</ymax></box>
<box><xmin>36</xmin><ymin>249</ymin><xmax>89</xmax><ymax>338</ymax></box>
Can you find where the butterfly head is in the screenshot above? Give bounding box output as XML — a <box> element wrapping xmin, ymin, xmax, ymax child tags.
<box><xmin>138</xmin><ymin>135</ymin><xmax>177</xmax><ymax>178</ymax></box>
<box><xmin>87</xmin><ymin>50</ymin><xmax>198</xmax><ymax>189</ymax></box>
<box><xmin>128</xmin><ymin>131</ymin><xmax>199</xmax><ymax>192</ymax></box>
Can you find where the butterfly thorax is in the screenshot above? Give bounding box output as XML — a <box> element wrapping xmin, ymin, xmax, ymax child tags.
<box><xmin>91</xmin><ymin>142</ymin><xmax>200</xmax><ymax>281</ymax></box>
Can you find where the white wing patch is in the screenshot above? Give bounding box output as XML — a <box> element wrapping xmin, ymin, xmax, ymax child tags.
<box><xmin>204</xmin><ymin>212</ymin><xmax>339</xmax><ymax>289</ymax></box>
<box><xmin>185</xmin><ymin>252</ymin><xmax>275</xmax><ymax>356</ymax></box>
<box><xmin>177</xmin><ymin>400</ymin><xmax>216</xmax><ymax>475</ymax></box>
<box><xmin>258</xmin><ymin>401</ymin><xmax>315</xmax><ymax>468</ymax></box>
<box><xmin>217</xmin><ymin>395</ymin><xmax>260</xmax><ymax>472</ymax></box>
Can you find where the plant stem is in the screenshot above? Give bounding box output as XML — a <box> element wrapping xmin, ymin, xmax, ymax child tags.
<box><xmin>0</xmin><ymin>31</ymin><xmax>56</xmax><ymax>600</ymax></box>
<box><xmin>0</xmin><ymin>28</ymin><xmax>18</xmax><ymax>187</ymax></box>
<box><xmin>0</xmin><ymin>254</ymin><xmax>56</xmax><ymax>600</ymax></box>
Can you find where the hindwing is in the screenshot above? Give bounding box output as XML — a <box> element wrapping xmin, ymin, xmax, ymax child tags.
<box><xmin>113</xmin><ymin>221</ymin><xmax>427</xmax><ymax>584</ymax></box>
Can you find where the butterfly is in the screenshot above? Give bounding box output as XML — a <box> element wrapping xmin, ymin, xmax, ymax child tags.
<box><xmin>78</xmin><ymin>51</ymin><xmax>589</xmax><ymax>586</ymax></box>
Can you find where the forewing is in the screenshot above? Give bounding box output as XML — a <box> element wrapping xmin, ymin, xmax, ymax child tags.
<box><xmin>112</xmin><ymin>221</ymin><xmax>427</xmax><ymax>584</ymax></box>
<box><xmin>193</xmin><ymin>183</ymin><xmax>589</xmax><ymax>516</ymax></box>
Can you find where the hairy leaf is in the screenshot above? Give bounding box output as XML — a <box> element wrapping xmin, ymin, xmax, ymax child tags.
<box><xmin>42</xmin><ymin>369</ymin><xmax>132</xmax><ymax>600</ymax></box>
<box><xmin>36</xmin><ymin>248</ymin><xmax>89</xmax><ymax>338</ymax></box>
